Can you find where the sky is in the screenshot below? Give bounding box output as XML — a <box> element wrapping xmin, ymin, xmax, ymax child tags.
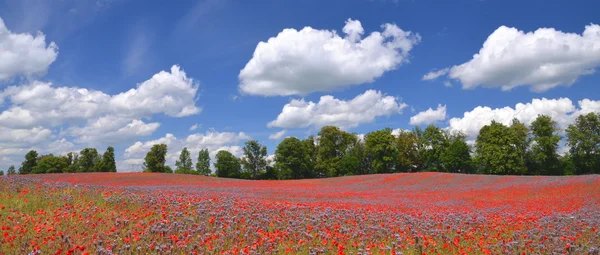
<box><xmin>0</xmin><ymin>0</ymin><xmax>599</xmax><ymax>172</ymax></box>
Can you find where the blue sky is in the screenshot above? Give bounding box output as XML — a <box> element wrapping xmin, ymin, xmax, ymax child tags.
<box><xmin>0</xmin><ymin>0</ymin><xmax>599</xmax><ymax>171</ymax></box>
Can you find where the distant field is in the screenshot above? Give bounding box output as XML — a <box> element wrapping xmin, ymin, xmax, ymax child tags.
<box><xmin>1</xmin><ymin>173</ymin><xmax>599</xmax><ymax>254</ymax></box>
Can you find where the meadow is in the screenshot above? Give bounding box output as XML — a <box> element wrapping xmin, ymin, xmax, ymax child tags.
<box><xmin>1</xmin><ymin>172</ymin><xmax>599</xmax><ymax>255</ymax></box>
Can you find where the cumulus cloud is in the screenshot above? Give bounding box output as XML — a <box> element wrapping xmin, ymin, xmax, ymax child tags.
<box><xmin>268</xmin><ymin>90</ymin><xmax>407</xmax><ymax>129</ymax></box>
<box><xmin>447</xmin><ymin>98</ymin><xmax>600</xmax><ymax>138</ymax></box>
<box><xmin>0</xmin><ymin>65</ymin><xmax>199</xmax><ymax>142</ymax></box>
<box><xmin>426</xmin><ymin>24</ymin><xmax>600</xmax><ymax>92</ymax></box>
<box><xmin>0</xmin><ymin>17</ymin><xmax>58</xmax><ymax>81</ymax></box>
<box><xmin>268</xmin><ymin>130</ymin><xmax>287</xmax><ymax>140</ymax></box>
<box><xmin>123</xmin><ymin>131</ymin><xmax>251</xmax><ymax>171</ymax></box>
<box><xmin>410</xmin><ymin>104</ymin><xmax>447</xmax><ymax>125</ymax></box>
<box><xmin>239</xmin><ymin>19</ymin><xmax>421</xmax><ymax>96</ymax></box>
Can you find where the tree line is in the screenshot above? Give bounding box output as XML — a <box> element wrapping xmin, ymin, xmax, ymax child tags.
<box><xmin>2</xmin><ymin>147</ymin><xmax>117</xmax><ymax>175</ymax></box>
<box><xmin>140</xmin><ymin>112</ymin><xmax>600</xmax><ymax>179</ymax></box>
<box><xmin>4</xmin><ymin>112</ymin><xmax>599</xmax><ymax>178</ymax></box>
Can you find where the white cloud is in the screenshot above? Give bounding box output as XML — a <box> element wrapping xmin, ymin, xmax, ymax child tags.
<box><xmin>422</xmin><ymin>68</ymin><xmax>449</xmax><ymax>80</ymax></box>
<box><xmin>268</xmin><ymin>130</ymin><xmax>287</xmax><ymax>140</ymax></box>
<box><xmin>429</xmin><ymin>24</ymin><xmax>600</xmax><ymax>92</ymax></box>
<box><xmin>239</xmin><ymin>19</ymin><xmax>421</xmax><ymax>96</ymax></box>
<box><xmin>68</xmin><ymin>116</ymin><xmax>160</xmax><ymax>144</ymax></box>
<box><xmin>0</xmin><ymin>65</ymin><xmax>199</xmax><ymax>144</ymax></box>
<box><xmin>110</xmin><ymin>65</ymin><xmax>201</xmax><ymax>117</ymax></box>
<box><xmin>447</xmin><ymin>98</ymin><xmax>600</xmax><ymax>138</ymax></box>
<box><xmin>189</xmin><ymin>123</ymin><xmax>200</xmax><ymax>131</ymax></box>
<box><xmin>410</xmin><ymin>104</ymin><xmax>447</xmax><ymax>125</ymax></box>
<box><xmin>123</xmin><ymin>131</ymin><xmax>251</xmax><ymax>170</ymax></box>
<box><xmin>268</xmin><ymin>90</ymin><xmax>407</xmax><ymax>129</ymax></box>
<box><xmin>0</xmin><ymin>17</ymin><xmax>58</xmax><ymax>81</ymax></box>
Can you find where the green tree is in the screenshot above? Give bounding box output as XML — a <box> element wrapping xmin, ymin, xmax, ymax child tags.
<box><xmin>164</xmin><ymin>165</ymin><xmax>173</xmax><ymax>173</ymax></box>
<box><xmin>275</xmin><ymin>137</ymin><xmax>312</xmax><ymax>179</ymax></box>
<box><xmin>175</xmin><ymin>147</ymin><xmax>194</xmax><ymax>174</ymax></box>
<box><xmin>7</xmin><ymin>165</ymin><xmax>16</xmax><ymax>175</ymax></box>
<box><xmin>419</xmin><ymin>125</ymin><xmax>449</xmax><ymax>172</ymax></box>
<box><xmin>316</xmin><ymin>126</ymin><xmax>356</xmax><ymax>177</ymax></box>
<box><xmin>440</xmin><ymin>139</ymin><xmax>472</xmax><ymax>173</ymax></box>
<box><xmin>143</xmin><ymin>144</ymin><xmax>168</xmax><ymax>173</ymax></box>
<box><xmin>340</xmin><ymin>136</ymin><xmax>369</xmax><ymax>175</ymax></box>
<box><xmin>530</xmin><ymin>115</ymin><xmax>561</xmax><ymax>175</ymax></box>
<box><xmin>79</xmin><ymin>148</ymin><xmax>100</xmax><ymax>172</ymax></box>
<box><xmin>196</xmin><ymin>149</ymin><xmax>211</xmax><ymax>175</ymax></box>
<box><xmin>395</xmin><ymin>130</ymin><xmax>421</xmax><ymax>172</ymax></box>
<box><xmin>509</xmin><ymin>119</ymin><xmax>529</xmax><ymax>174</ymax></box>
<box><xmin>33</xmin><ymin>154</ymin><xmax>69</xmax><ymax>174</ymax></box>
<box><xmin>241</xmin><ymin>140</ymin><xmax>268</xmax><ymax>179</ymax></box>
<box><xmin>66</xmin><ymin>152</ymin><xmax>81</xmax><ymax>173</ymax></box>
<box><xmin>214</xmin><ymin>150</ymin><xmax>241</xmax><ymax>178</ymax></box>
<box><xmin>475</xmin><ymin>121</ymin><xmax>527</xmax><ymax>175</ymax></box>
<box><xmin>0</xmin><ymin>170</ymin><xmax>3</xmax><ymax>176</ymax></box>
<box><xmin>20</xmin><ymin>150</ymin><xmax>38</xmax><ymax>174</ymax></box>
<box><xmin>365</xmin><ymin>128</ymin><xmax>397</xmax><ymax>174</ymax></box>
<box><xmin>566</xmin><ymin>112</ymin><xmax>600</xmax><ymax>174</ymax></box>
<box><xmin>559</xmin><ymin>153</ymin><xmax>576</xmax><ymax>175</ymax></box>
<box><xmin>301</xmin><ymin>136</ymin><xmax>318</xmax><ymax>177</ymax></box>
<box><xmin>101</xmin><ymin>146</ymin><xmax>117</xmax><ymax>172</ymax></box>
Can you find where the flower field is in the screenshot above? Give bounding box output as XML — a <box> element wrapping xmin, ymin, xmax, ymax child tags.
<box><xmin>1</xmin><ymin>173</ymin><xmax>599</xmax><ymax>255</ymax></box>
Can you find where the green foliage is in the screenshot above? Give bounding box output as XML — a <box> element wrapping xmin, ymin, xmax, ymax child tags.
<box><xmin>20</xmin><ymin>150</ymin><xmax>38</xmax><ymax>174</ymax></box>
<box><xmin>316</xmin><ymin>126</ymin><xmax>356</xmax><ymax>177</ymax></box>
<box><xmin>441</xmin><ymin>139</ymin><xmax>472</xmax><ymax>173</ymax></box>
<box><xmin>175</xmin><ymin>147</ymin><xmax>194</xmax><ymax>174</ymax></box>
<box><xmin>241</xmin><ymin>140</ymin><xmax>268</xmax><ymax>179</ymax></box>
<box><xmin>475</xmin><ymin>121</ymin><xmax>528</xmax><ymax>175</ymax></box>
<box><xmin>7</xmin><ymin>165</ymin><xmax>16</xmax><ymax>175</ymax></box>
<box><xmin>164</xmin><ymin>165</ymin><xmax>173</xmax><ymax>173</ymax></box>
<box><xmin>341</xmin><ymin>137</ymin><xmax>369</xmax><ymax>176</ymax></box>
<box><xmin>32</xmin><ymin>154</ymin><xmax>69</xmax><ymax>174</ymax></box>
<box><xmin>530</xmin><ymin>115</ymin><xmax>562</xmax><ymax>175</ymax></box>
<box><xmin>365</xmin><ymin>128</ymin><xmax>397</xmax><ymax>174</ymax></box>
<box><xmin>395</xmin><ymin>130</ymin><xmax>421</xmax><ymax>172</ymax></box>
<box><xmin>196</xmin><ymin>149</ymin><xmax>211</xmax><ymax>175</ymax></box>
<box><xmin>79</xmin><ymin>148</ymin><xmax>100</xmax><ymax>172</ymax></box>
<box><xmin>101</xmin><ymin>146</ymin><xmax>117</xmax><ymax>172</ymax></box>
<box><xmin>261</xmin><ymin>165</ymin><xmax>278</xmax><ymax>180</ymax></box>
<box><xmin>143</xmin><ymin>144</ymin><xmax>168</xmax><ymax>173</ymax></box>
<box><xmin>275</xmin><ymin>137</ymin><xmax>312</xmax><ymax>179</ymax></box>
<box><xmin>566</xmin><ymin>112</ymin><xmax>600</xmax><ymax>174</ymax></box>
<box><xmin>419</xmin><ymin>125</ymin><xmax>449</xmax><ymax>172</ymax></box>
<box><xmin>214</xmin><ymin>150</ymin><xmax>241</xmax><ymax>178</ymax></box>
<box><xmin>0</xmin><ymin>170</ymin><xmax>3</xmax><ymax>176</ymax></box>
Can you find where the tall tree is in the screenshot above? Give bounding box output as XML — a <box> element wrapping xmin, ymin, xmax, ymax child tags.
<box><xmin>143</xmin><ymin>144</ymin><xmax>169</xmax><ymax>173</ymax></box>
<box><xmin>66</xmin><ymin>152</ymin><xmax>81</xmax><ymax>173</ymax></box>
<box><xmin>79</xmin><ymin>148</ymin><xmax>100</xmax><ymax>172</ymax></box>
<box><xmin>214</xmin><ymin>150</ymin><xmax>241</xmax><ymax>178</ymax></box>
<box><xmin>33</xmin><ymin>155</ymin><xmax>69</xmax><ymax>174</ymax></box>
<box><xmin>365</xmin><ymin>128</ymin><xmax>397</xmax><ymax>174</ymax></box>
<box><xmin>175</xmin><ymin>147</ymin><xmax>194</xmax><ymax>174</ymax></box>
<box><xmin>19</xmin><ymin>150</ymin><xmax>38</xmax><ymax>174</ymax></box>
<box><xmin>395</xmin><ymin>130</ymin><xmax>421</xmax><ymax>172</ymax></box>
<box><xmin>440</xmin><ymin>139</ymin><xmax>472</xmax><ymax>173</ymax></box>
<box><xmin>341</xmin><ymin>136</ymin><xmax>369</xmax><ymax>175</ymax></box>
<box><xmin>7</xmin><ymin>165</ymin><xmax>16</xmax><ymax>175</ymax></box>
<box><xmin>475</xmin><ymin>121</ymin><xmax>527</xmax><ymax>175</ymax></box>
<box><xmin>509</xmin><ymin>119</ymin><xmax>529</xmax><ymax>174</ymax></box>
<box><xmin>275</xmin><ymin>137</ymin><xmax>311</xmax><ymax>179</ymax></box>
<box><xmin>566</xmin><ymin>112</ymin><xmax>600</xmax><ymax>174</ymax></box>
<box><xmin>530</xmin><ymin>115</ymin><xmax>561</xmax><ymax>175</ymax></box>
<box><xmin>301</xmin><ymin>136</ymin><xmax>318</xmax><ymax>176</ymax></box>
<box><xmin>241</xmin><ymin>140</ymin><xmax>268</xmax><ymax>179</ymax></box>
<box><xmin>101</xmin><ymin>146</ymin><xmax>117</xmax><ymax>172</ymax></box>
<box><xmin>419</xmin><ymin>125</ymin><xmax>448</xmax><ymax>172</ymax></box>
<box><xmin>316</xmin><ymin>126</ymin><xmax>356</xmax><ymax>177</ymax></box>
<box><xmin>196</xmin><ymin>149</ymin><xmax>211</xmax><ymax>175</ymax></box>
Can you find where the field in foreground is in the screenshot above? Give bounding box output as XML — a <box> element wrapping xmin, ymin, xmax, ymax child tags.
<box><xmin>1</xmin><ymin>173</ymin><xmax>599</xmax><ymax>255</ymax></box>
